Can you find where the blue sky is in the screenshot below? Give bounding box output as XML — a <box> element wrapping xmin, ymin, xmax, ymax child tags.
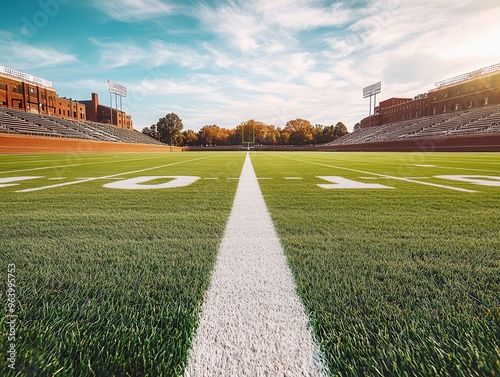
<box><xmin>1</xmin><ymin>0</ymin><xmax>499</xmax><ymax>132</ymax></box>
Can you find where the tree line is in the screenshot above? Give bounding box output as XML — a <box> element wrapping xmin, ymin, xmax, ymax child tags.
<box><xmin>142</xmin><ymin>113</ymin><xmax>349</xmax><ymax>146</ymax></box>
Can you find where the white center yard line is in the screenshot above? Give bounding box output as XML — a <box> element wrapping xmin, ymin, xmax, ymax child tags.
<box><xmin>280</xmin><ymin>156</ymin><xmax>477</xmax><ymax>193</ymax></box>
<box><xmin>16</xmin><ymin>155</ymin><xmax>220</xmax><ymax>193</ymax></box>
<box><xmin>185</xmin><ymin>153</ymin><xmax>327</xmax><ymax>377</ymax></box>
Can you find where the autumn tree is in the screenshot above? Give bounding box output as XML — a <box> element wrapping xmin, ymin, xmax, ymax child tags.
<box><xmin>254</xmin><ymin>121</ymin><xmax>268</xmax><ymax>144</ymax></box>
<box><xmin>277</xmin><ymin>126</ymin><xmax>291</xmax><ymax>145</ymax></box>
<box><xmin>198</xmin><ymin>125</ymin><xmax>219</xmax><ymax>145</ymax></box>
<box><xmin>263</xmin><ymin>125</ymin><xmax>280</xmax><ymax>145</ymax></box>
<box><xmin>220</xmin><ymin>128</ymin><xmax>235</xmax><ymax>145</ymax></box>
<box><xmin>312</xmin><ymin>122</ymin><xmax>349</xmax><ymax>144</ymax></box>
<box><xmin>154</xmin><ymin>118</ymin><xmax>348</xmax><ymax>147</ymax></box>
<box><xmin>313</xmin><ymin>124</ymin><xmax>326</xmax><ymax>144</ymax></box>
<box><xmin>319</xmin><ymin>125</ymin><xmax>336</xmax><ymax>143</ymax></box>
<box><xmin>229</xmin><ymin>125</ymin><xmax>243</xmax><ymax>145</ymax></box>
<box><xmin>182</xmin><ymin>130</ymin><xmax>198</xmax><ymax>146</ymax></box>
<box><xmin>197</xmin><ymin>125</ymin><xmax>234</xmax><ymax>145</ymax></box>
<box><xmin>239</xmin><ymin>119</ymin><xmax>257</xmax><ymax>144</ymax></box>
<box><xmin>155</xmin><ymin>113</ymin><xmax>184</xmax><ymax>145</ymax></box>
<box><xmin>333</xmin><ymin>122</ymin><xmax>348</xmax><ymax>139</ymax></box>
<box><xmin>285</xmin><ymin>118</ymin><xmax>315</xmax><ymax>145</ymax></box>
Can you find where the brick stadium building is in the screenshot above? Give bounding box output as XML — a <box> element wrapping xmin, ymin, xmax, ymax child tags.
<box><xmin>0</xmin><ymin>65</ymin><xmax>132</xmax><ymax>129</ymax></box>
<box><xmin>80</xmin><ymin>93</ymin><xmax>133</xmax><ymax>130</ymax></box>
<box><xmin>361</xmin><ymin>63</ymin><xmax>500</xmax><ymax>128</ymax></box>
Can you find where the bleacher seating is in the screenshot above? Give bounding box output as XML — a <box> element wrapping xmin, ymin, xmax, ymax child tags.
<box><xmin>328</xmin><ymin>104</ymin><xmax>500</xmax><ymax>146</ymax></box>
<box><xmin>0</xmin><ymin>107</ymin><xmax>163</xmax><ymax>145</ymax></box>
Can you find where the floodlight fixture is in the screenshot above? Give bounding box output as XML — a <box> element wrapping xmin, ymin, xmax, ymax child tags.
<box><xmin>363</xmin><ymin>81</ymin><xmax>381</xmax><ymax>98</ymax></box>
<box><xmin>107</xmin><ymin>80</ymin><xmax>127</xmax><ymax>98</ymax></box>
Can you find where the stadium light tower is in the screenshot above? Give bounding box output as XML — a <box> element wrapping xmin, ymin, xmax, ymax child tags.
<box><xmin>363</xmin><ymin>81</ymin><xmax>381</xmax><ymax>127</ymax></box>
<box><xmin>107</xmin><ymin>80</ymin><xmax>127</xmax><ymax>125</ymax></box>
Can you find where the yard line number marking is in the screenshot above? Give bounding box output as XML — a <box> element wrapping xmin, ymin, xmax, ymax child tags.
<box><xmin>279</xmin><ymin>156</ymin><xmax>478</xmax><ymax>193</ymax></box>
<box><xmin>317</xmin><ymin>176</ymin><xmax>393</xmax><ymax>189</ymax></box>
<box><xmin>15</xmin><ymin>155</ymin><xmax>220</xmax><ymax>193</ymax></box>
<box><xmin>104</xmin><ymin>176</ymin><xmax>200</xmax><ymax>190</ymax></box>
<box><xmin>3</xmin><ymin>174</ymin><xmax>499</xmax><ymax>192</ymax></box>
<box><xmin>435</xmin><ymin>175</ymin><xmax>500</xmax><ymax>187</ymax></box>
<box><xmin>0</xmin><ymin>176</ymin><xmax>43</xmax><ymax>188</ymax></box>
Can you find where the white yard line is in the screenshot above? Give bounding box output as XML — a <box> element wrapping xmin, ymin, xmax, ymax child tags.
<box><xmin>185</xmin><ymin>153</ymin><xmax>327</xmax><ymax>377</ymax></box>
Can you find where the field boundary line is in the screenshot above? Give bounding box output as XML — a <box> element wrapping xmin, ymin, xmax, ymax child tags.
<box><xmin>16</xmin><ymin>154</ymin><xmax>221</xmax><ymax>193</ymax></box>
<box><xmin>185</xmin><ymin>153</ymin><xmax>327</xmax><ymax>376</ymax></box>
<box><xmin>278</xmin><ymin>155</ymin><xmax>477</xmax><ymax>193</ymax></box>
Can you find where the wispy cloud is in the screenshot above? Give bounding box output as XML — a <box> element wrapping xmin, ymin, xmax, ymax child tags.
<box><xmin>131</xmin><ymin>75</ymin><xmax>218</xmax><ymax>95</ymax></box>
<box><xmin>195</xmin><ymin>0</ymin><xmax>354</xmax><ymax>53</ymax></box>
<box><xmin>92</xmin><ymin>0</ymin><xmax>175</xmax><ymax>21</ymax></box>
<box><xmin>0</xmin><ymin>31</ymin><xmax>76</xmax><ymax>69</ymax></box>
<box><xmin>254</xmin><ymin>0</ymin><xmax>353</xmax><ymax>30</ymax></box>
<box><xmin>90</xmin><ymin>38</ymin><xmax>207</xmax><ymax>69</ymax></box>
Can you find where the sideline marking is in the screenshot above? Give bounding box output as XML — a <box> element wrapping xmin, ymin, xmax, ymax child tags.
<box><xmin>185</xmin><ymin>153</ymin><xmax>327</xmax><ymax>376</ymax></box>
<box><xmin>16</xmin><ymin>155</ymin><xmax>220</xmax><ymax>193</ymax></box>
<box><xmin>279</xmin><ymin>156</ymin><xmax>477</xmax><ymax>193</ymax></box>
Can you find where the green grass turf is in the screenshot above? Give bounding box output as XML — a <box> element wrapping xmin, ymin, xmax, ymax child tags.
<box><xmin>1</xmin><ymin>151</ymin><xmax>499</xmax><ymax>376</ymax></box>
<box><xmin>0</xmin><ymin>152</ymin><xmax>245</xmax><ymax>376</ymax></box>
<box><xmin>251</xmin><ymin>152</ymin><xmax>500</xmax><ymax>376</ymax></box>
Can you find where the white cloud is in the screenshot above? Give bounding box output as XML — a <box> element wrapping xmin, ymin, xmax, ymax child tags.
<box><xmin>0</xmin><ymin>33</ymin><xmax>76</xmax><ymax>69</ymax></box>
<box><xmin>254</xmin><ymin>0</ymin><xmax>353</xmax><ymax>30</ymax></box>
<box><xmin>131</xmin><ymin>76</ymin><xmax>218</xmax><ymax>95</ymax></box>
<box><xmin>195</xmin><ymin>0</ymin><xmax>353</xmax><ymax>53</ymax></box>
<box><xmin>90</xmin><ymin>38</ymin><xmax>207</xmax><ymax>69</ymax></box>
<box><xmin>93</xmin><ymin>0</ymin><xmax>175</xmax><ymax>21</ymax></box>
<box><xmin>195</xmin><ymin>3</ymin><xmax>267</xmax><ymax>53</ymax></box>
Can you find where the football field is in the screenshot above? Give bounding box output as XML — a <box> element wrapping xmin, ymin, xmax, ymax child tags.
<box><xmin>1</xmin><ymin>152</ymin><xmax>499</xmax><ymax>376</ymax></box>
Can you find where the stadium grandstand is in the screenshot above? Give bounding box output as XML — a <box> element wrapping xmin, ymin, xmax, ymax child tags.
<box><xmin>0</xmin><ymin>107</ymin><xmax>163</xmax><ymax>145</ymax></box>
<box><xmin>0</xmin><ymin>65</ymin><xmax>162</xmax><ymax>148</ymax></box>
<box><xmin>328</xmin><ymin>104</ymin><xmax>500</xmax><ymax>145</ymax></box>
<box><xmin>323</xmin><ymin>63</ymin><xmax>500</xmax><ymax>152</ymax></box>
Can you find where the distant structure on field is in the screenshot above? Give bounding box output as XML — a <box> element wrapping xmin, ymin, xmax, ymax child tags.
<box><xmin>0</xmin><ymin>65</ymin><xmax>133</xmax><ymax>130</ymax></box>
<box><xmin>360</xmin><ymin>63</ymin><xmax>500</xmax><ymax>128</ymax></box>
